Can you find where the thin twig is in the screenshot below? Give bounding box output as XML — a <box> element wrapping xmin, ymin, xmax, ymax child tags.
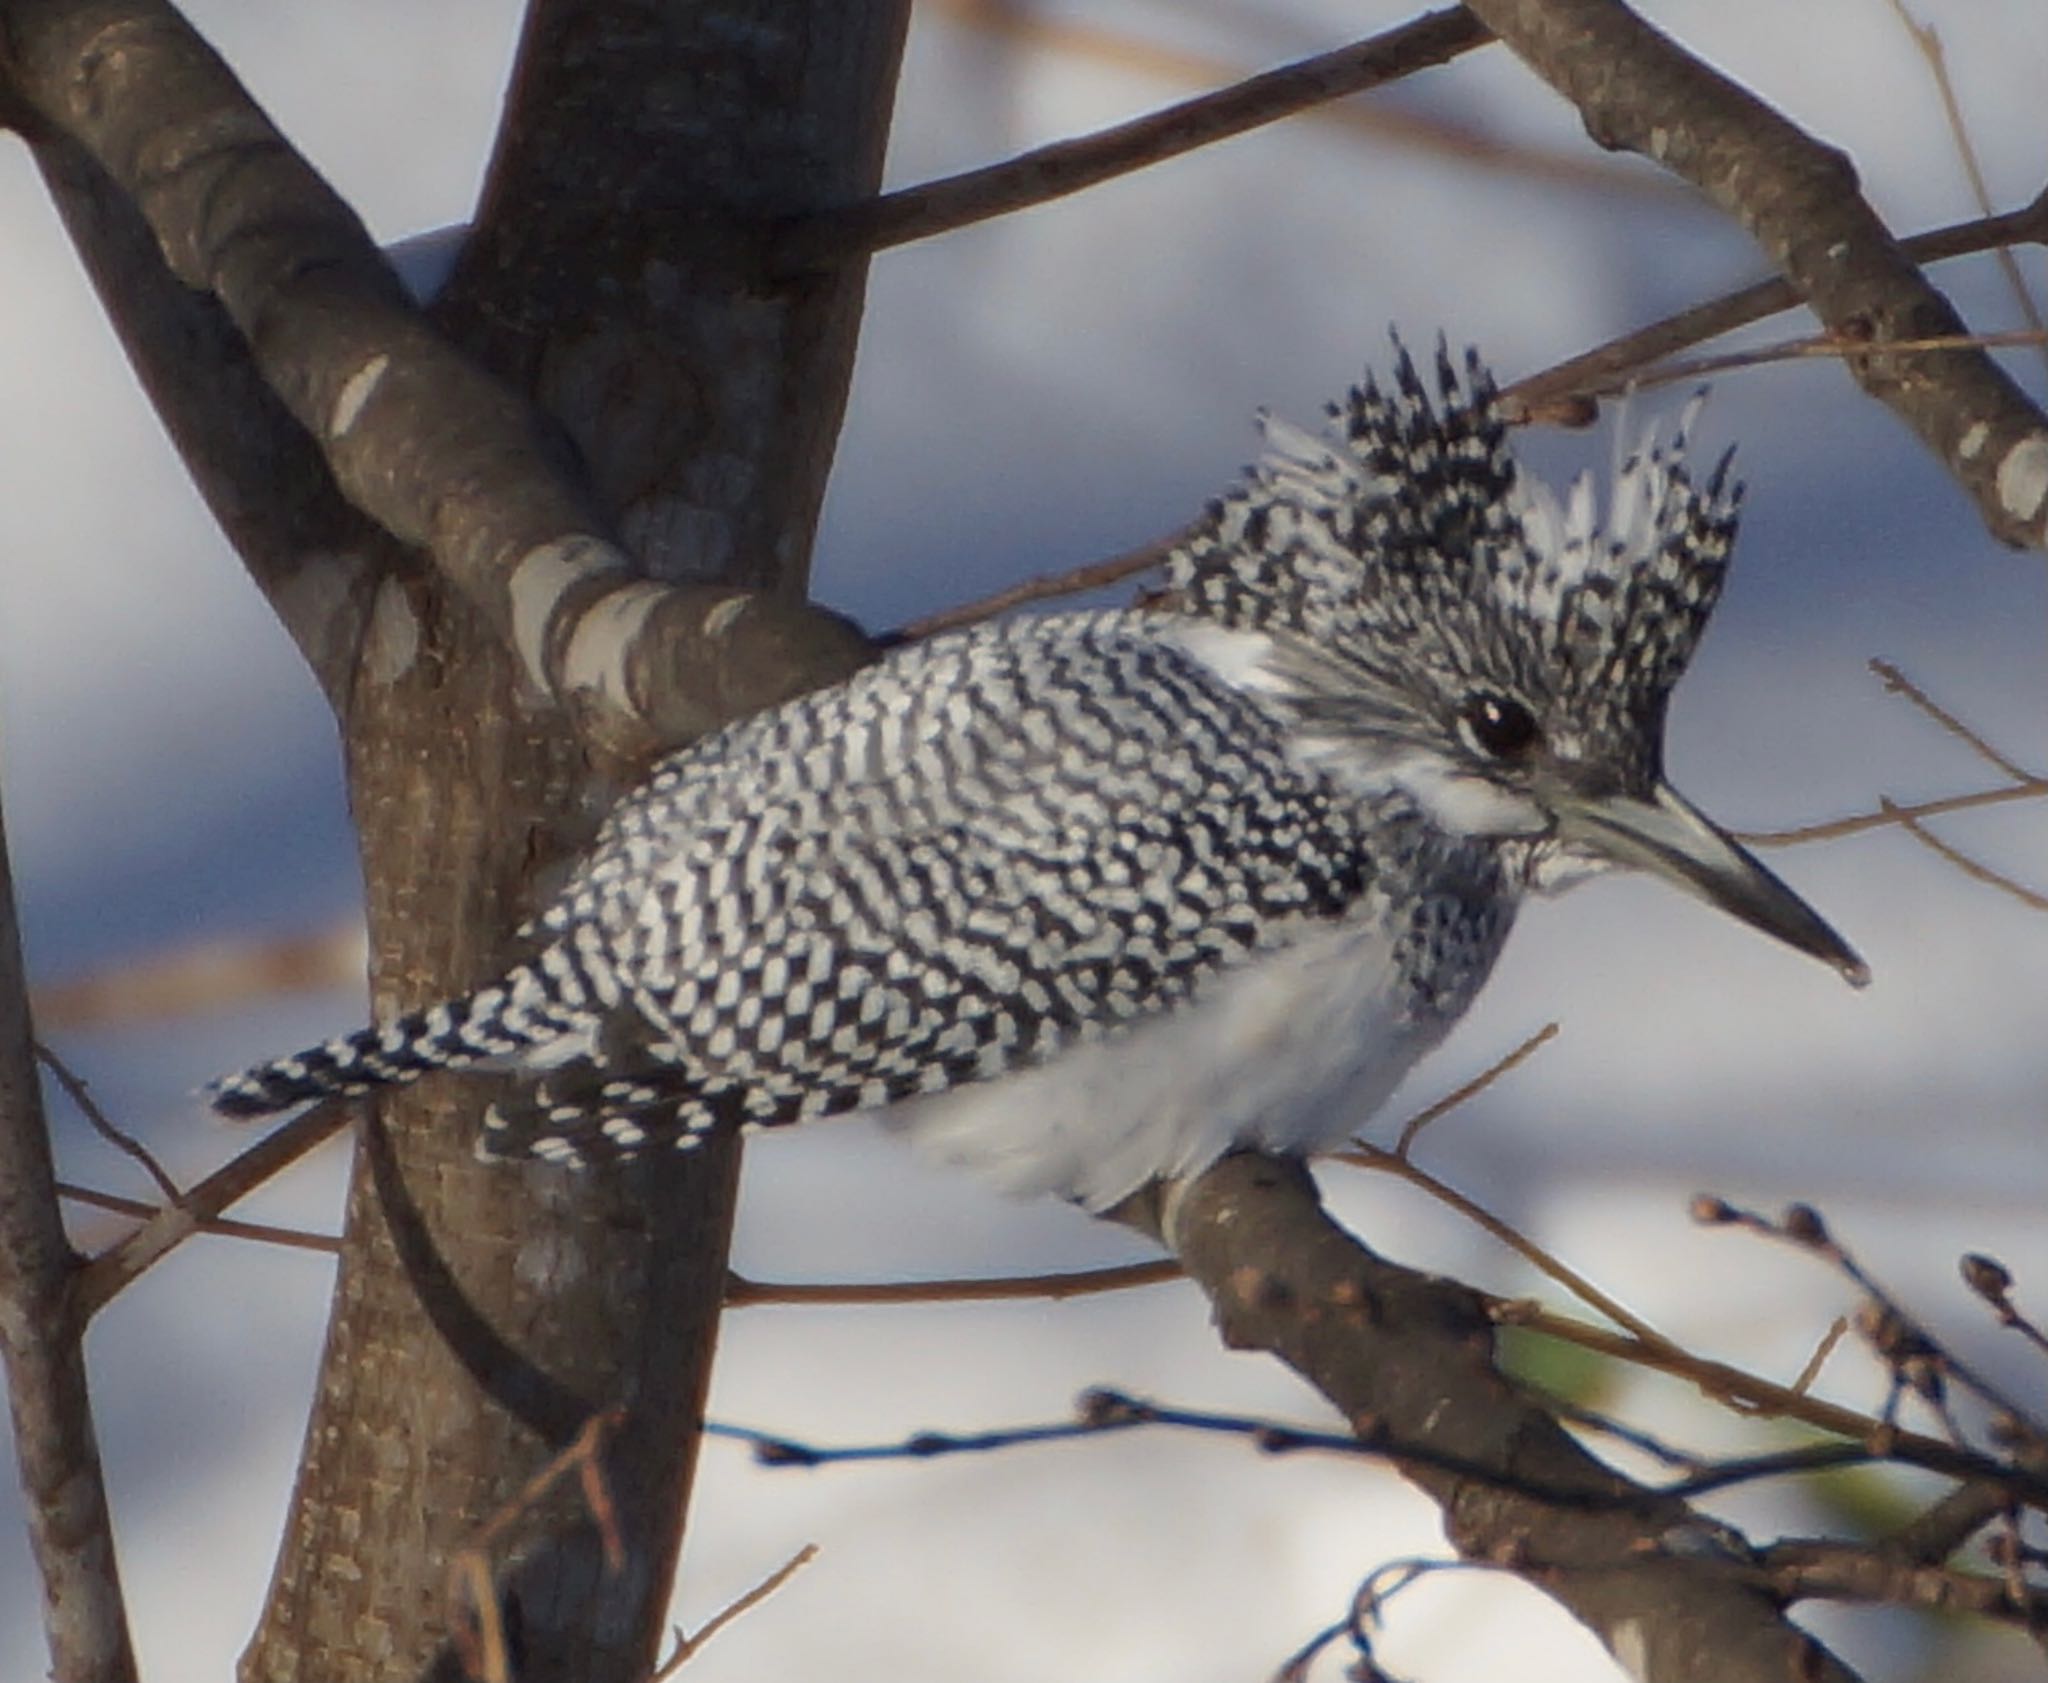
<box><xmin>0</xmin><ymin>788</ymin><xmax>137</xmax><ymax>1679</ymax></box>
<box><xmin>712</xmin><ymin>1386</ymin><xmax>2040</xmax><ymax>1513</ymax></box>
<box><xmin>1502</xmin><ymin>1303</ymin><xmax>1983</xmax><ymax>1481</ymax></box>
<box><xmin>890</xmin><ymin>529</ymin><xmax>1188</xmax><ymax>643</ymax></box>
<box><xmin>35</xmin><ymin>1041</ymin><xmax>181</xmax><ymax>1203</ymax></box>
<box><xmin>1577</xmin><ymin>326</ymin><xmax>2048</xmax><ymax>402</ymax></box>
<box><xmin>929</xmin><ymin>0</ymin><xmax>1674</xmax><ymax>201</ymax></box>
<box><xmin>771</xmin><ymin>9</ymin><xmax>1494</xmax><ymax>271</ymax></box>
<box><xmin>891</xmin><ymin>334</ymin><xmax>2048</xmax><ymax>645</ymax></box>
<box><xmin>74</xmin><ymin>1097</ymin><xmax>353</xmax><ymax>1318</ymax></box>
<box><xmin>1537</xmin><ymin>1394</ymin><xmax>1700</xmax><ymax>1468</ymax></box>
<box><xmin>1394</xmin><ymin>1021</ymin><xmax>1558</xmax><ymax>1156</ymax></box>
<box><xmin>1500</xmin><ymin>199</ymin><xmax>2048</xmax><ymax>427</ymax></box>
<box><xmin>450</xmin><ymin>1551</ymin><xmax>509</xmax><ymax>1683</ymax></box>
<box><xmin>1790</xmin><ymin>1317</ymin><xmax>1851</xmax><ymax>1397</ymax></box>
<box><xmin>450</xmin><ymin>1407</ymin><xmax>628</xmax><ymax>1683</ymax></box>
<box><xmin>1883</xmin><ymin>799</ymin><xmax>2048</xmax><ymax>912</ymax></box>
<box><xmin>726</xmin><ymin>1257</ymin><xmax>1178</xmax><ymax>1309</ymax></box>
<box><xmin>1961</xmin><ymin>1252</ymin><xmax>2048</xmax><ymax>1362</ymax></box>
<box><xmin>1277</xmin><ymin>1558</ymin><xmax>1456</xmax><ymax>1683</ymax></box>
<box><xmin>1883</xmin><ymin>0</ymin><xmax>2048</xmax><ymax>383</ymax></box>
<box><xmin>1700</xmin><ymin>1198</ymin><xmax>2047</xmax><ymax>1438</ymax></box>
<box><xmin>56</xmin><ymin>1180</ymin><xmax>339</xmax><ymax>1255</ymax></box>
<box><xmin>649</xmin><ymin>1545</ymin><xmax>820</xmax><ymax>1679</ymax></box>
<box><xmin>1871</xmin><ymin>659</ymin><xmax>2038</xmax><ymax>784</ymax></box>
<box><xmin>899</xmin><ymin>327</ymin><xmax>2048</xmax><ymax>646</ymax></box>
<box><xmin>1347</xmin><ymin>1143</ymin><xmax>1682</xmax><ymax>1357</ymax></box>
<box><xmin>1739</xmin><ymin>781</ymin><xmax>2048</xmax><ymax>847</ymax></box>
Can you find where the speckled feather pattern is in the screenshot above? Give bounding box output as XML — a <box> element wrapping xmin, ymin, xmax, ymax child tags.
<box><xmin>211</xmin><ymin>340</ymin><xmax>1740</xmax><ymax>1208</ymax></box>
<box><xmin>1172</xmin><ymin>343</ymin><xmax>1738</xmax><ymax>773</ymax></box>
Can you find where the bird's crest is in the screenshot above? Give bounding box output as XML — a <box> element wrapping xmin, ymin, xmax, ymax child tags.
<box><xmin>1164</xmin><ymin>338</ymin><xmax>1743</xmax><ymax>752</ymax></box>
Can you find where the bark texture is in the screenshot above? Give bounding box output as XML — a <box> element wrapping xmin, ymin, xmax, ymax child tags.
<box><xmin>1123</xmin><ymin>1155</ymin><xmax>1861</xmax><ymax>1683</ymax></box>
<box><xmin>0</xmin><ymin>800</ymin><xmax>137</xmax><ymax>1683</ymax></box>
<box><xmin>1462</xmin><ymin>0</ymin><xmax>2048</xmax><ymax>549</ymax></box>
<box><xmin>0</xmin><ymin>0</ymin><xmax>905</xmax><ymax>1675</ymax></box>
<box><xmin>240</xmin><ymin>7</ymin><xmax>910</xmax><ymax>1679</ymax></box>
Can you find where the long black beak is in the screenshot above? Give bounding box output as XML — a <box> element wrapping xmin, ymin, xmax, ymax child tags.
<box><xmin>1555</xmin><ymin>783</ymin><xmax>1869</xmax><ymax>987</ymax></box>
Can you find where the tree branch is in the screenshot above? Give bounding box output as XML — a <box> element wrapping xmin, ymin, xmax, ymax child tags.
<box><xmin>1112</xmin><ymin>1154</ymin><xmax>1862</xmax><ymax>1683</ymax></box>
<box><xmin>0</xmin><ymin>780</ymin><xmax>138</xmax><ymax>1682</ymax></box>
<box><xmin>770</xmin><ymin>7</ymin><xmax>1494</xmax><ymax>271</ymax></box>
<box><xmin>1460</xmin><ymin>0</ymin><xmax>2048</xmax><ymax>548</ymax></box>
<box><xmin>929</xmin><ymin>0</ymin><xmax>1674</xmax><ymax>200</ymax></box>
<box><xmin>1762</xmin><ymin>1536</ymin><xmax>2048</xmax><ymax>1625</ymax></box>
<box><xmin>0</xmin><ymin>0</ymin><xmax>874</xmax><ymax>757</ymax></box>
<box><xmin>56</xmin><ymin>1180</ymin><xmax>340</xmax><ymax>1257</ymax></box>
<box><xmin>1501</xmin><ymin>192</ymin><xmax>2048</xmax><ymax>424</ymax></box>
<box><xmin>25</xmin><ymin>126</ymin><xmax>384</xmax><ymax>709</ymax></box>
<box><xmin>73</xmin><ymin>1098</ymin><xmax>353</xmax><ymax>1317</ymax></box>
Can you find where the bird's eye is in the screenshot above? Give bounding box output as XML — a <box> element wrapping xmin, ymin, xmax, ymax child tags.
<box><xmin>1459</xmin><ymin>694</ymin><xmax>1541</xmax><ymax>761</ymax></box>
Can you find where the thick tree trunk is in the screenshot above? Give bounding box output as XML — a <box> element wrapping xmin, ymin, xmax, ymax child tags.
<box><xmin>239</xmin><ymin>6</ymin><xmax>910</xmax><ymax>1679</ymax></box>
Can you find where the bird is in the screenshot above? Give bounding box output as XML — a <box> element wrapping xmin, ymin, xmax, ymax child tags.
<box><xmin>211</xmin><ymin>340</ymin><xmax>1866</xmax><ymax>1212</ymax></box>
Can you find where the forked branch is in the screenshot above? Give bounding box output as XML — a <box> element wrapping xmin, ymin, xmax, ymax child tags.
<box><xmin>0</xmin><ymin>0</ymin><xmax>873</xmax><ymax>757</ymax></box>
<box><xmin>1112</xmin><ymin>1154</ymin><xmax>1863</xmax><ymax>1683</ymax></box>
<box><xmin>1462</xmin><ymin>0</ymin><xmax>2048</xmax><ymax>548</ymax></box>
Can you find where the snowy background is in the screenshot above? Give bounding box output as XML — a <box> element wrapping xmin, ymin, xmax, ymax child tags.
<box><xmin>3</xmin><ymin>2</ymin><xmax>2046</xmax><ymax>1679</ymax></box>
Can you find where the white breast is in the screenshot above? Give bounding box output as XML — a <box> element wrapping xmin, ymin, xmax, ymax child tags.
<box><xmin>884</xmin><ymin>915</ymin><xmax>1444</xmax><ymax>1211</ymax></box>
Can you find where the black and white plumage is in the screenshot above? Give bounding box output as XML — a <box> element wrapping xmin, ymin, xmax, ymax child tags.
<box><xmin>212</xmin><ymin>342</ymin><xmax>1865</xmax><ymax>1210</ymax></box>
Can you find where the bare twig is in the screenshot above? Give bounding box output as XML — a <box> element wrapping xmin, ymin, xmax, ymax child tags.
<box><xmin>0</xmin><ymin>792</ymin><xmax>137</xmax><ymax>1681</ymax></box>
<box><xmin>930</xmin><ymin>0</ymin><xmax>1676</xmax><ymax>201</ymax></box>
<box><xmin>772</xmin><ymin>9</ymin><xmax>1493</xmax><ymax>271</ymax></box>
<box><xmin>1504</xmin><ymin>1300</ymin><xmax>2023</xmax><ymax>1490</ymax></box>
<box><xmin>715</xmin><ymin>1386</ymin><xmax>2022</xmax><ymax>1519</ymax></box>
<box><xmin>450</xmin><ymin>1407</ymin><xmax>628</xmax><ymax>1683</ymax></box>
<box><xmin>56</xmin><ymin>1180</ymin><xmax>340</xmax><ymax>1256</ymax></box>
<box><xmin>1279</xmin><ymin>1557</ymin><xmax>1482</xmax><ymax>1683</ymax></box>
<box><xmin>710</xmin><ymin>1387</ymin><xmax>1470</xmax><ymax>1471</ymax></box>
<box><xmin>1696</xmin><ymin>1198</ymin><xmax>2047</xmax><ymax>1438</ymax></box>
<box><xmin>1789</xmin><ymin>1317</ymin><xmax>1851</xmax><ymax>1397</ymax></box>
<box><xmin>1883</xmin><ymin>0</ymin><xmax>2048</xmax><ymax>382</ymax></box>
<box><xmin>1463</xmin><ymin>0</ymin><xmax>2048</xmax><ymax>547</ymax></box>
<box><xmin>1882</xmin><ymin>799</ymin><xmax>2048</xmax><ymax>912</ymax></box>
<box><xmin>890</xmin><ymin>529</ymin><xmax>1189</xmax><ymax>643</ymax></box>
<box><xmin>1560</xmin><ymin>325</ymin><xmax>2048</xmax><ymax>403</ymax></box>
<box><xmin>35</xmin><ymin>1041</ymin><xmax>181</xmax><ymax>1203</ymax></box>
<box><xmin>1347</xmin><ymin>1142</ymin><xmax>1681</xmax><ymax>1355</ymax></box>
<box><xmin>1961</xmin><ymin>1252</ymin><xmax>2048</xmax><ymax>1361</ymax></box>
<box><xmin>649</xmin><ymin>1545</ymin><xmax>820</xmax><ymax>1679</ymax></box>
<box><xmin>1871</xmin><ymin>659</ymin><xmax>2038</xmax><ymax>785</ymax></box>
<box><xmin>1393</xmin><ymin>1020</ymin><xmax>1559</xmax><ymax>1156</ymax></box>
<box><xmin>74</xmin><ymin>1097</ymin><xmax>353</xmax><ymax>1318</ymax></box>
<box><xmin>1502</xmin><ymin>197</ymin><xmax>2048</xmax><ymax>425</ymax></box>
<box><xmin>1739</xmin><ymin>781</ymin><xmax>2048</xmax><ymax>847</ymax></box>
<box><xmin>725</xmin><ymin>1258</ymin><xmax>1178</xmax><ymax>1308</ymax></box>
<box><xmin>450</xmin><ymin>1549</ymin><xmax>511</xmax><ymax>1683</ymax></box>
<box><xmin>895</xmin><ymin>327</ymin><xmax>2048</xmax><ymax>650</ymax></box>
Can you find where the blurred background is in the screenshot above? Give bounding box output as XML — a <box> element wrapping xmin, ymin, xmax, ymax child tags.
<box><xmin>1</xmin><ymin>2</ymin><xmax>2044</xmax><ymax>1678</ymax></box>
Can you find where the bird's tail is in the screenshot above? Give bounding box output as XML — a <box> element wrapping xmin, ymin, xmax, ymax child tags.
<box><xmin>209</xmin><ymin>967</ymin><xmax>590</xmax><ymax>1119</ymax></box>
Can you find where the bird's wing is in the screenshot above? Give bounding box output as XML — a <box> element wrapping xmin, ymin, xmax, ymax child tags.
<box><xmin>482</xmin><ymin>613</ymin><xmax>1378</xmax><ymax>1163</ymax></box>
